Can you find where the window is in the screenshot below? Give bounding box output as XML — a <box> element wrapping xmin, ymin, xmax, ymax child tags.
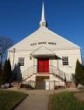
<box><xmin>18</xmin><ymin>57</ymin><xmax>24</xmax><ymax>66</ymax></box>
<box><xmin>62</xmin><ymin>57</ymin><xmax>69</xmax><ymax>66</ymax></box>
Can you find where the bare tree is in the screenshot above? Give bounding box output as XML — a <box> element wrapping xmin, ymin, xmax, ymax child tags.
<box><xmin>0</xmin><ymin>37</ymin><xmax>13</xmax><ymax>64</ymax></box>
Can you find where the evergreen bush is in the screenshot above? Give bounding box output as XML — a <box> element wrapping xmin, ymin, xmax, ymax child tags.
<box><xmin>1</xmin><ymin>59</ymin><xmax>12</xmax><ymax>84</ymax></box>
<box><xmin>75</xmin><ymin>60</ymin><xmax>84</xmax><ymax>86</ymax></box>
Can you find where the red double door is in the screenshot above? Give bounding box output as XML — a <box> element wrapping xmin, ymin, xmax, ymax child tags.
<box><xmin>38</xmin><ymin>58</ymin><xmax>49</xmax><ymax>73</ymax></box>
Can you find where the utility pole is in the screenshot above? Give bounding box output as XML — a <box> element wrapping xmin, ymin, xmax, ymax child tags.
<box><xmin>12</xmin><ymin>48</ymin><xmax>16</xmax><ymax>69</ymax></box>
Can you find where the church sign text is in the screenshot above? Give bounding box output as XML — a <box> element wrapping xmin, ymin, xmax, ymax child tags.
<box><xmin>30</xmin><ymin>42</ymin><xmax>56</xmax><ymax>46</ymax></box>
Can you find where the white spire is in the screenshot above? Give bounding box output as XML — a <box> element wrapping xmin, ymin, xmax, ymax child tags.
<box><xmin>41</xmin><ymin>1</ymin><xmax>45</xmax><ymax>21</ymax></box>
<box><xmin>40</xmin><ymin>1</ymin><xmax>46</xmax><ymax>27</ymax></box>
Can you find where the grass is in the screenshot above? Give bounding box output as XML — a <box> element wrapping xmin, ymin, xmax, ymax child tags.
<box><xmin>0</xmin><ymin>89</ymin><xmax>27</xmax><ymax>110</ymax></box>
<box><xmin>49</xmin><ymin>91</ymin><xmax>84</xmax><ymax>110</ymax></box>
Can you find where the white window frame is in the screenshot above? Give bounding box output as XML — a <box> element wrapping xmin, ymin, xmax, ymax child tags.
<box><xmin>62</xmin><ymin>56</ymin><xmax>69</xmax><ymax>66</ymax></box>
<box><xmin>18</xmin><ymin>57</ymin><xmax>24</xmax><ymax>66</ymax></box>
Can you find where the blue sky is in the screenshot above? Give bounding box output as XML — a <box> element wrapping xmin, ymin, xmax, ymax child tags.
<box><xmin>0</xmin><ymin>0</ymin><xmax>84</xmax><ymax>56</ymax></box>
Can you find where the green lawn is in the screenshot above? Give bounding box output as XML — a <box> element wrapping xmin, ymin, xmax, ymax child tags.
<box><xmin>49</xmin><ymin>92</ymin><xmax>84</xmax><ymax>110</ymax></box>
<box><xmin>0</xmin><ymin>89</ymin><xmax>27</xmax><ymax>110</ymax></box>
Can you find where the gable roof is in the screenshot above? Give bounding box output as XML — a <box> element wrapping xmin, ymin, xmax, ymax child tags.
<box><xmin>9</xmin><ymin>27</ymin><xmax>80</xmax><ymax>51</ymax></box>
<box><xmin>31</xmin><ymin>46</ymin><xmax>56</xmax><ymax>57</ymax></box>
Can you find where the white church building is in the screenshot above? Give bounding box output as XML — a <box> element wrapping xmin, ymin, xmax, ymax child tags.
<box><xmin>8</xmin><ymin>2</ymin><xmax>81</xmax><ymax>90</ymax></box>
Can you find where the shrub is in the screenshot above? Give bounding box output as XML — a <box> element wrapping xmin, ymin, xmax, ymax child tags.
<box><xmin>1</xmin><ymin>59</ymin><xmax>12</xmax><ymax>84</ymax></box>
<box><xmin>75</xmin><ymin>60</ymin><xmax>84</xmax><ymax>86</ymax></box>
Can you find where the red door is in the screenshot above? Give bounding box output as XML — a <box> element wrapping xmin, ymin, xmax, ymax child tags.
<box><xmin>38</xmin><ymin>58</ymin><xmax>49</xmax><ymax>73</ymax></box>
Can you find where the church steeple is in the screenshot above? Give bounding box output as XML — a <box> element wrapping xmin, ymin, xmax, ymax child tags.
<box><xmin>39</xmin><ymin>1</ymin><xmax>46</xmax><ymax>27</ymax></box>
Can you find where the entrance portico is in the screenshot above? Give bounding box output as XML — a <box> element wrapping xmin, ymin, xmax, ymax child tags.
<box><xmin>30</xmin><ymin>46</ymin><xmax>57</xmax><ymax>73</ymax></box>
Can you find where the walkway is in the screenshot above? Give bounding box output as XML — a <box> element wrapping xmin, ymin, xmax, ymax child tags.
<box><xmin>15</xmin><ymin>90</ymin><xmax>49</xmax><ymax>110</ymax></box>
<box><xmin>13</xmin><ymin>88</ymin><xmax>78</xmax><ymax>110</ymax></box>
